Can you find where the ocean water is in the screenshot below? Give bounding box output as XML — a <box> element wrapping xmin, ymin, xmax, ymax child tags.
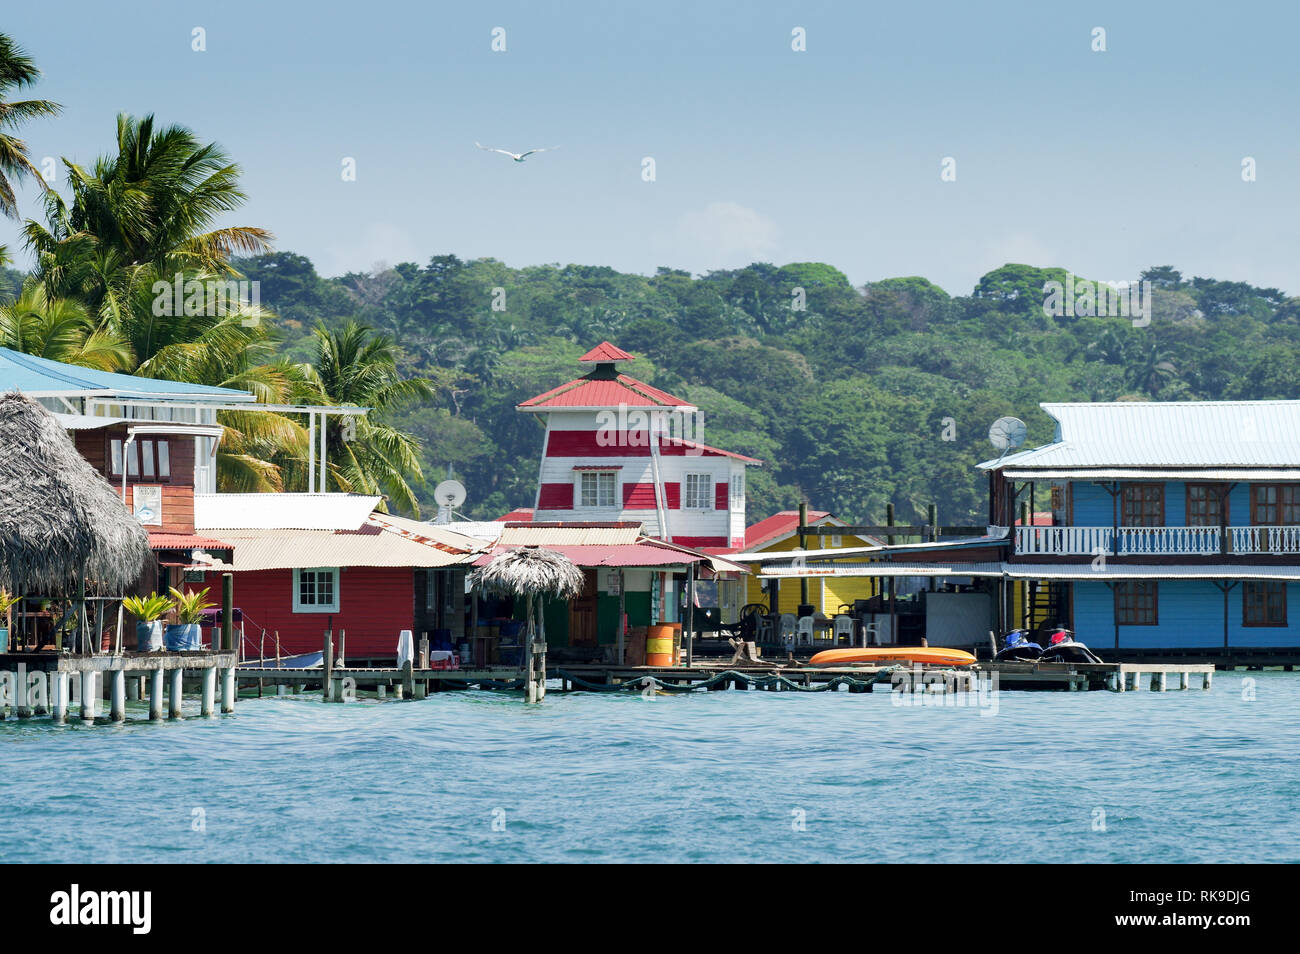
<box><xmin>1</xmin><ymin>671</ymin><xmax>1297</xmax><ymax>863</ymax></box>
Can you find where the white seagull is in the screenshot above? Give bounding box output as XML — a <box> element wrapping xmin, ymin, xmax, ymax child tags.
<box><xmin>475</xmin><ymin>142</ymin><xmax>558</xmax><ymax>163</ymax></box>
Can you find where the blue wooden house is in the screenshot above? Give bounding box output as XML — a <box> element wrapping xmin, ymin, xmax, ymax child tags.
<box><xmin>983</xmin><ymin>401</ymin><xmax>1300</xmax><ymax>654</ymax></box>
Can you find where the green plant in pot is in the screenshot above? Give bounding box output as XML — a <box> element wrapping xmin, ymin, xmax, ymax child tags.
<box><xmin>123</xmin><ymin>593</ymin><xmax>174</xmax><ymax>652</ymax></box>
<box><xmin>167</xmin><ymin>587</ymin><xmax>215</xmax><ymax>651</ymax></box>
<box><xmin>0</xmin><ymin>590</ymin><xmax>20</xmax><ymax>654</ymax></box>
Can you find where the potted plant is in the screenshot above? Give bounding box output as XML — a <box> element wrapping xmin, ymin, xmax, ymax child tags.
<box><xmin>123</xmin><ymin>593</ymin><xmax>174</xmax><ymax>652</ymax></box>
<box><xmin>167</xmin><ymin>587</ymin><xmax>215</xmax><ymax>651</ymax></box>
<box><xmin>0</xmin><ymin>590</ymin><xmax>19</xmax><ymax>654</ymax></box>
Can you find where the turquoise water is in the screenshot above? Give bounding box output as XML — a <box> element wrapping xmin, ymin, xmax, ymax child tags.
<box><xmin>2</xmin><ymin>672</ymin><xmax>1297</xmax><ymax>863</ymax></box>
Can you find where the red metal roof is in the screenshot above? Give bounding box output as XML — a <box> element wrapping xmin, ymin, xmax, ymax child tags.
<box><xmin>664</xmin><ymin>437</ymin><xmax>762</xmax><ymax>464</ymax></box>
<box><xmin>519</xmin><ymin>372</ymin><xmax>693</xmax><ymax>409</ymax></box>
<box><xmin>148</xmin><ymin>531</ymin><xmax>235</xmax><ymax>552</ymax></box>
<box><xmin>494</xmin><ymin>507</ymin><xmax>535</xmax><ymax>522</ymax></box>
<box><xmin>472</xmin><ymin>542</ymin><xmax>707</xmax><ymax>568</ymax></box>
<box><xmin>579</xmin><ymin>341</ymin><xmax>635</xmax><ymax>363</ymax></box>
<box><xmin>744</xmin><ymin>510</ymin><xmax>832</xmax><ymax>551</ymax></box>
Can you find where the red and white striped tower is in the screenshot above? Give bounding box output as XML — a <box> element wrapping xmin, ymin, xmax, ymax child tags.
<box><xmin>517</xmin><ymin>342</ymin><xmax>758</xmax><ymax>548</ymax></box>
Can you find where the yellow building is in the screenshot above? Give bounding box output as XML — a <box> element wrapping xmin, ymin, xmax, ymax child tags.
<box><xmin>731</xmin><ymin>510</ymin><xmax>882</xmax><ymax>616</ymax></box>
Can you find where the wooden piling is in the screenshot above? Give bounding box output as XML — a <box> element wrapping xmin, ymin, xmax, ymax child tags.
<box><xmin>110</xmin><ymin>669</ymin><xmax>126</xmax><ymax>722</ymax></box>
<box><xmin>168</xmin><ymin>668</ymin><xmax>183</xmax><ymax>718</ymax></box>
<box><xmin>201</xmin><ymin>667</ymin><xmax>216</xmax><ymax>717</ymax></box>
<box><xmin>149</xmin><ymin>669</ymin><xmax>163</xmax><ymax>720</ymax></box>
<box><xmin>323</xmin><ymin>629</ymin><xmax>334</xmax><ymax>702</ymax></box>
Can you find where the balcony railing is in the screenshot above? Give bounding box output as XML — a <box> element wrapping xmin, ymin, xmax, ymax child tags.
<box><xmin>1014</xmin><ymin>525</ymin><xmax>1300</xmax><ymax>556</ymax></box>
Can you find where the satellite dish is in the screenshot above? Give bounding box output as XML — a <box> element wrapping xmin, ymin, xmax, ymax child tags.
<box><xmin>434</xmin><ymin>479</ymin><xmax>467</xmax><ymax>509</ymax></box>
<box><xmin>988</xmin><ymin>416</ymin><xmax>1028</xmax><ymax>453</ymax></box>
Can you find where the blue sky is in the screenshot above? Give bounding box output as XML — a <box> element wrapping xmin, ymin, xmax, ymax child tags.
<box><xmin>3</xmin><ymin>0</ymin><xmax>1297</xmax><ymax>295</ymax></box>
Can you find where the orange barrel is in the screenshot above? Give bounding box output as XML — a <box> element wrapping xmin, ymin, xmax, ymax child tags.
<box><xmin>646</xmin><ymin>624</ymin><xmax>677</xmax><ymax>666</ymax></box>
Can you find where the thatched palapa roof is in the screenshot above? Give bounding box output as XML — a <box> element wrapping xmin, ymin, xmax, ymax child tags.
<box><xmin>470</xmin><ymin>546</ymin><xmax>585</xmax><ymax>598</ymax></box>
<box><xmin>0</xmin><ymin>392</ymin><xmax>152</xmax><ymax>595</ymax></box>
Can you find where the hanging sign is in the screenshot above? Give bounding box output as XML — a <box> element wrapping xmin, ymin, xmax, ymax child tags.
<box><xmin>133</xmin><ymin>485</ymin><xmax>162</xmax><ymax>526</ymax></box>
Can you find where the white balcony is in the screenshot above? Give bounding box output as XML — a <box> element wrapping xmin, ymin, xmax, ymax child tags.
<box><xmin>1014</xmin><ymin>525</ymin><xmax>1300</xmax><ymax>556</ymax></box>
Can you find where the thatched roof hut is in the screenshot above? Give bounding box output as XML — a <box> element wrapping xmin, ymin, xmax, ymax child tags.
<box><xmin>470</xmin><ymin>546</ymin><xmax>585</xmax><ymax>599</ymax></box>
<box><xmin>0</xmin><ymin>392</ymin><xmax>152</xmax><ymax>595</ymax></box>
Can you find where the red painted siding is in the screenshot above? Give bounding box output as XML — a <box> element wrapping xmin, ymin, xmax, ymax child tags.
<box><xmin>622</xmin><ymin>482</ymin><xmax>657</xmax><ymax>508</ymax></box>
<box><xmin>663</xmin><ymin>482</ymin><xmax>680</xmax><ymax>509</ymax></box>
<box><xmin>198</xmin><ymin>566</ymin><xmax>414</xmax><ymax>658</ymax></box>
<box><xmin>715</xmin><ymin>482</ymin><xmax>729</xmax><ymax>510</ymax></box>
<box><xmin>544</xmin><ymin>430</ymin><xmax>736</xmax><ymax>458</ymax></box>
<box><xmin>537</xmin><ymin>482</ymin><xmax>574</xmax><ymax>509</ymax></box>
<box><xmin>671</xmin><ymin>536</ymin><xmax>729</xmax><ymax>548</ymax></box>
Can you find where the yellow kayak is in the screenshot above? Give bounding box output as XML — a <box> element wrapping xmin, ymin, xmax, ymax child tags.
<box><xmin>809</xmin><ymin>646</ymin><xmax>977</xmax><ymax>667</ymax></box>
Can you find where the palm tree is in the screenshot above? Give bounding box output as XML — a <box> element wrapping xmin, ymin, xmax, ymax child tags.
<box><xmin>25</xmin><ymin>113</ymin><xmax>272</xmax><ymax>316</ymax></box>
<box><xmin>294</xmin><ymin>321</ymin><xmax>435</xmax><ymax>514</ymax></box>
<box><xmin>0</xmin><ymin>278</ymin><xmax>129</xmax><ymax>369</ymax></box>
<box><xmin>0</xmin><ymin>33</ymin><xmax>59</xmax><ymax>220</ymax></box>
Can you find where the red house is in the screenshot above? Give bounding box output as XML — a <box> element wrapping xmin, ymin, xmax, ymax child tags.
<box><xmin>192</xmin><ymin>493</ymin><xmax>485</xmax><ymax>660</ymax></box>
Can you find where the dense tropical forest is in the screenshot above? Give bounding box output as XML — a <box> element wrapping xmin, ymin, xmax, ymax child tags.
<box><xmin>2</xmin><ymin>32</ymin><xmax>1297</xmax><ymax>525</ymax></box>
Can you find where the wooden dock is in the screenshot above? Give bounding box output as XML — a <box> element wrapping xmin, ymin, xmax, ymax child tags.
<box><xmin>0</xmin><ymin>651</ymin><xmax>239</xmax><ymax>722</ymax></box>
<box><xmin>231</xmin><ymin>658</ymin><xmax>1216</xmax><ymax>700</ymax></box>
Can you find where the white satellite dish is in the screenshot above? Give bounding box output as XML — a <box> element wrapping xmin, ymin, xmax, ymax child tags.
<box><xmin>988</xmin><ymin>416</ymin><xmax>1028</xmax><ymax>453</ymax></box>
<box><xmin>434</xmin><ymin>479</ymin><xmax>467</xmax><ymax>509</ymax></box>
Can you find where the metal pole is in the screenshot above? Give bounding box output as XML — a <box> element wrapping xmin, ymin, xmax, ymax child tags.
<box><xmin>319</xmin><ymin>411</ymin><xmax>328</xmax><ymax>492</ymax></box>
<box><xmin>308</xmin><ymin>413</ymin><xmax>316</xmax><ymax>493</ymax></box>
<box><xmin>798</xmin><ymin>501</ymin><xmax>809</xmax><ymax>606</ymax></box>
<box><xmin>686</xmin><ymin>561</ymin><xmax>696</xmax><ymax>668</ymax></box>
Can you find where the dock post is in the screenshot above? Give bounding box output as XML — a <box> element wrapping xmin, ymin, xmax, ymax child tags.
<box><xmin>1151</xmin><ymin>671</ymin><xmax>1166</xmax><ymax>692</ymax></box>
<box><xmin>322</xmin><ymin>629</ymin><xmax>334</xmax><ymax>702</ymax></box>
<box><xmin>1179</xmin><ymin>671</ymin><xmax>1190</xmax><ymax>691</ymax></box>
<box><xmin>126</xmin><ymin>676</ymin><xmax>139</xmax><ymax>701</ymax></box>
<box><xmin>376</xmin><ymin>684</ymin><xmax>386</xmax><ymax>700</ymax></box>
<box><xmin>149</xmin><ymin>669</ymin><xmax>163</xmax><ymax>720</ymax></box>
<box><xmin>221</xmin><ymin>666</ymin><xmax>236</xmax><ymax>713</ymax></box>
<box><xmin>52</xmin><ymin>672</ymin><xmax>68</xmax><ymax>723</ymax></box>
<box><xmin>110</xmin><ymin>669</ymin><xmax>126</xmax><ymax>722</ymax></box>
<box><xmin>1111</xmin><ymin>671</ymin><xmax>1124</xmax><ymax>692</ymax></box>
<box><xmin>402</xmin><ymin>660</ymin><xmax>414</xmax><ymax>700</ymax></box>
<box><xmin>201</xmin><ymin>667</ymin><xmax>216</xmax><ymax>717</ymax></box>
<box><xmin>276</xmin><ymin>684</ymin><xmax>287</xmax><ymax>697</ymax></box>
<box><xmin>168</xmin><ymin>668</ymin><xmax>183</xmax><ymax>718</ymax></box>
<box><xmin>79</xmin><ymin>671</ymin><xmax>98</xmax><ymax>721</ymax></box>
<box><xmin>1202</xmin><ymin>670</ymin><xmax>1213</xmax><ymax>690</ymax></box>
<box><xmin>1125</xmin><ymin>671</ymin><xmax>1140</xmax><ymax>692</ymax></box>
<box><xmin>414</xmin><ymin>675</ymin><xmax>427</xmax><ymax>699</ymax></box>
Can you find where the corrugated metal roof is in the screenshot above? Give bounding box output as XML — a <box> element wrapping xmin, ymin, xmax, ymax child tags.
<box><xmin>744</xmin><ymin>510</ymin><xmax>832</xmax><ymax>550</ymax></box>
<box><xmin>473</xmin><ymin>542</ymin><xmax>702</xmax><ymax>568</ymax></box>
<box><xmin>498</xmin><ymin>523</ymin><xmax>643</xmax><ymax>546</ymax></box>
<box><xmin>1002</xmin><ymin>468</ymin><xmax>1300</xmax><ymax>480</ymax></box>
<box><xmin>1</xmin><ymin>346</ymin><xmax>255</xmax><ymax>402</ymax></box>
<box><xmin>204</xmin><ymin>525</ymin><xmax>475</xmax><ymax>571</ymax></box>
<box><xmin>196</xmin><ymin>493</ymin><xmax>382</xmax><ymax>530</ymax></box>
<box><xmin>367</xmin><ymin>513</ymin><xmax>489</xmax><ymax>552</ymax></box>
<box><xmin>1006</xmin><ymin>563</ymin><xmax>1300</xmax><ymax>581</ymax></box>
<box><xmin>760</xmin><ymin>562</ymin><xmax>1004</xmax><ymax>579</ymax></box>
<box><xmin>442</xmin><ymin>521</ymin><xmax>507</xmax><ymax>541</ymax></box>
<box><xmin>579</xmin><ymin>342</ymin><xmax>635</xmax><ymax>362</ymax></box>
<box><xmin>980</xmin><ymin>401</ymin><xmax>1300</xmax><ymax>470</ymax></box>
<box><xmin>148</xmin><ymin>532</ymin><xmax>234</xmax><ymax>552</ymax></box>
<box><xmin>733</xmin><ymin>530</ymin><xmax>1009</xmax><ymax>564</ymax></box>
<box><xmin>518</xmin><ymin>373</ymin><xmax>695</xmax><ymax>410</ymax></box>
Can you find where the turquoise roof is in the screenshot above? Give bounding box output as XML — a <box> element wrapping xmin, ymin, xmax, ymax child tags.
<box><xmin>0</xmin><ymin>347</ymin><xmax>254</xmax><ymax>403</ymax></box>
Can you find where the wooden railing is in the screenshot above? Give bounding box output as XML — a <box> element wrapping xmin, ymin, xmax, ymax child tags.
<box><xmin>1016</xmin><ymin>526</ymin><xmax>1229</xmax><ymax>555</ymax></box>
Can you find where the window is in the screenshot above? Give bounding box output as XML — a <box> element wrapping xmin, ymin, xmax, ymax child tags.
<box><xmin>579</xmin><ymin>471</ymin><xmax>617</xmax><ymax>508</ymax></box>
<box><xmin>109</xmin><ymin>437</ymin><xmax>172</xmax><ymax>481</ymax></box>
<box><xmin>830</xmin><ymin>535</ymin><xmax>843</xmax><ymax>548</ymax></box>
<box><xmin>730</xmin><ymin>473</ymin><xmax>745</xmax><ymax>510</ymax></box>
<box><xmin>684</xmin><ymin>473</ymin><xmax>712</xmax><ymax>509</ymax></box>
<box><xmin>1186</xmin><ymin>484</ymin><xmax>1226</xmax><ymax>527</ymax></box>
<box><xmin>1251</xmin><ymin>484</ymin><xmax>1300</xmax><ymax>525</ymax></box>
<box><xmin>1121</xmin><ymin>484</ymin><xmax>1163</xmax><ymax>526</ymax></box>
<box><xmin>1243</xmin><ymin>581</ymin><xmax>1287</xmax><ymax>627</ymax></box>
<box><xmin>293</xmin><ymin>567</ymin><xmax>340</xmax><ymax>613</ymax></box>
<box><xmin>1114</xmin><ymin>581</ymin><xmax>1158</xmax><ymax>625</ymax></box>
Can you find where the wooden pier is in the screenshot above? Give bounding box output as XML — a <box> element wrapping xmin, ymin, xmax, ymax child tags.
<box><xmin>231</xmin><ymin>658</ymin><xmax>1216</xmax><ymax>700</ymax></box>
<box><xmin>0</xmin><ymin>651</ymin><xmax>238</xmax><ymax>722</ymax></box>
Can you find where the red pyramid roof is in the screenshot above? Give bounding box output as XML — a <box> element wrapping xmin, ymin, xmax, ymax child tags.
<box><xmin>579</xmin><ymin>341</ymin><xmax>635</xmax><ymax>363</ymax></box>
<box><xmin>518</xmin><ymin>371</ymin><xmax>694</xmax><ymax>410</ymax></box>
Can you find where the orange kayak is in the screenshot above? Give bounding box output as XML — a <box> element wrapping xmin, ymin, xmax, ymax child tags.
<box><xmin>809</xmin><ymin>646</ymin><xmax>977</xmax><ymax>667</ymax></box>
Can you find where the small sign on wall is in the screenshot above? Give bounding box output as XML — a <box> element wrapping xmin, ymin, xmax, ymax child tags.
<box><xmin>601</xmin><ymin>569</ymin><xmax>621</xmax><ymax>595</ymax></box>
<box><xmin>133</xmin><ymin>485</ymin><xmax>162</xmax><ymax>526</ymax></box>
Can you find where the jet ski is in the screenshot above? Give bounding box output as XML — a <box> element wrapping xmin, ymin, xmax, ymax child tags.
<box><xmin>1037</xmin><ymin>629</ymin><xmax>1103</xmax><ymax>664</ymax></box>
<box><xmin>993</xmin><ymin>629</ymin><xmax>1042</xmax><ymax>661</ymax></box>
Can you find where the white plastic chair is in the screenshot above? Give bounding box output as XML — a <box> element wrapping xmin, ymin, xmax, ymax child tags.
<box><xmin>833</xmin><ymin>615</ymin><xmax>854</xmax><ymax>645</ymax></box>
<box><xmin>779</xmin><ymin>614</ymin><xmax>797</xmax><ymax>649</ymax></box>
<box><xmin>797</xmin><ymin>616</ymin><xmax>815</xmax><ymax>647</ymax></box>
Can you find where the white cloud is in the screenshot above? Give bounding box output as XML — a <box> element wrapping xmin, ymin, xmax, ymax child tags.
<box><xmin>320</xmin><ymin>223</ymin><xmax>422</xmax><ymax>277</ymax></box>
<box><xmin>673</xmin><ymin>201</ymin><xmax>779</xmax><ymax>268</ymax></box>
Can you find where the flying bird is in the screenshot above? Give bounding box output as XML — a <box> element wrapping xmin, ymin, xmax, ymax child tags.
<box><xmin>475</xmin><ymin>142</ymin><xmax>558</xmax><ymax>163</ymax></box>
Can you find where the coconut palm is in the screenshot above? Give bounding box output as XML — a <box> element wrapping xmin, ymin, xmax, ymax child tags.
<box><xmin>293</xmin><ymin>321</ymin><xmax>435</xmax><ymax>513</ymax></box>
<box><xmin>0</xmin><ymin>278</ymin><xmax>130</xmax><ymax>369</ymax></box>
<box><xmin>0</xmin><ymin>33</ymin><xmax>59</xmax><ymax>221</ymax></box>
